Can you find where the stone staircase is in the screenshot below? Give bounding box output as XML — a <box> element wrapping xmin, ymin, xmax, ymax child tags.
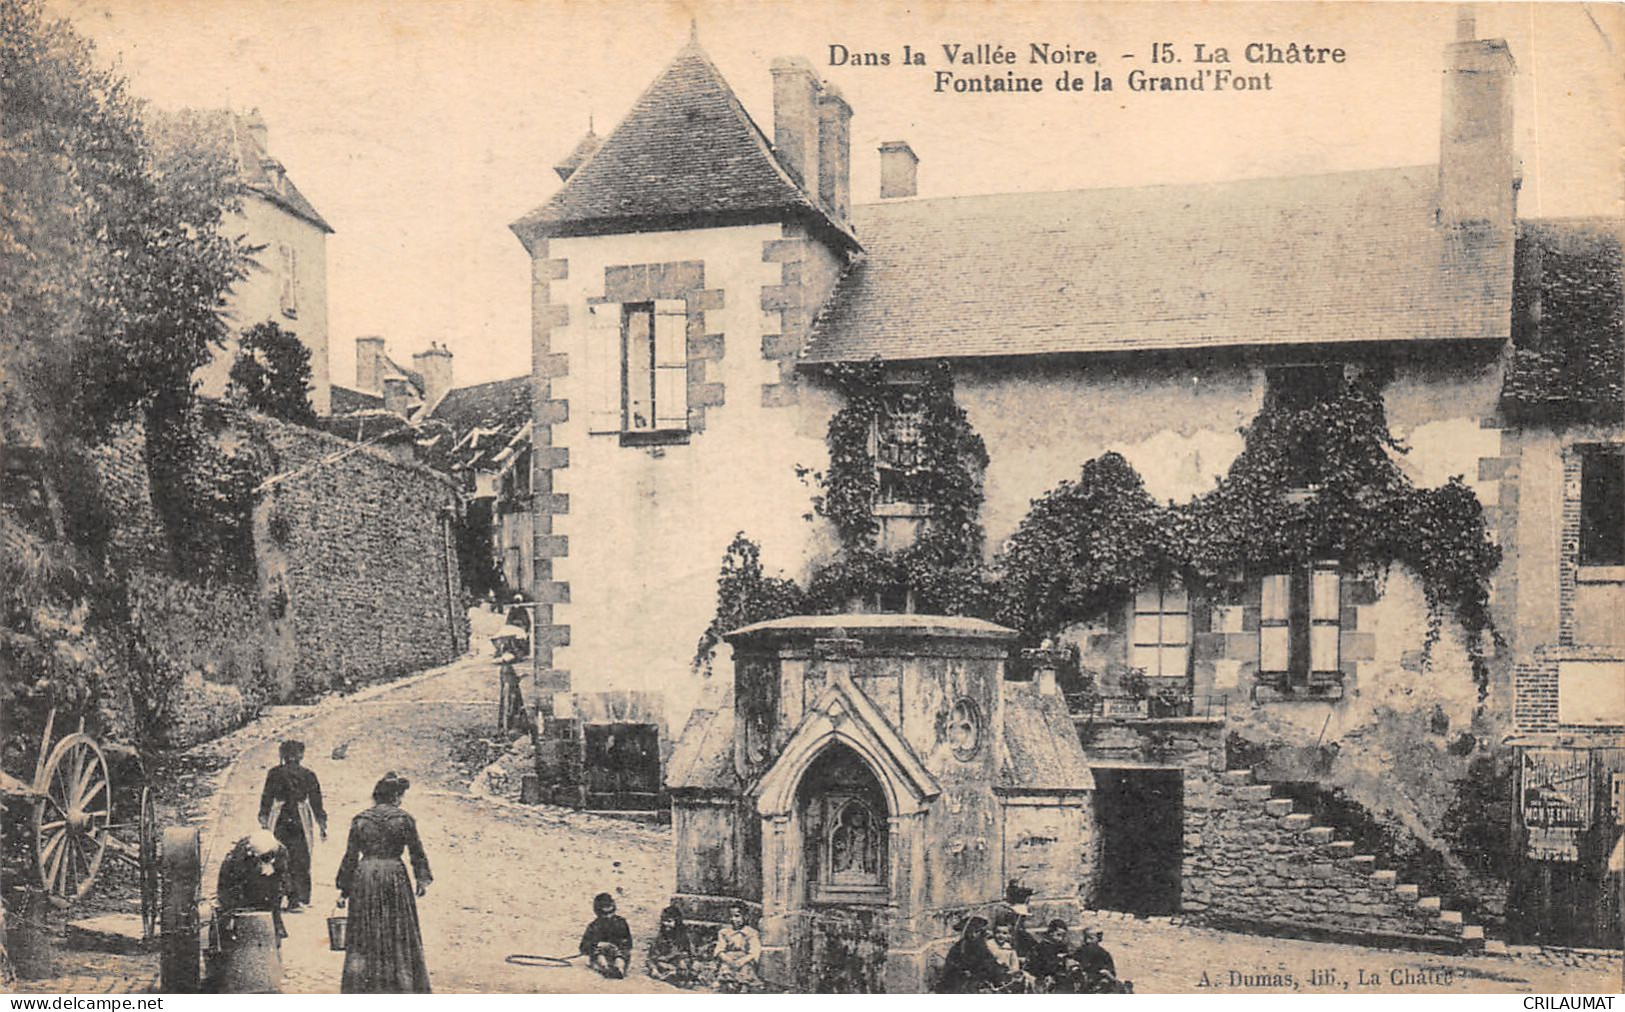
<box><xmin>1181</xmin><ymin>768</ymin><xmax>1500</xmax><ymax>954</ymax></box>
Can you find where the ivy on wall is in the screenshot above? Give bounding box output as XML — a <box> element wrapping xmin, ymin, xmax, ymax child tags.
<box><xmin>145</xmin><ymin>402</ymin><xmax>274</xmax><ymax>586</ymax></box>
<box><xmin>1500</xmin><ymin>223</ymin><xmax>1624</xmax><ymax>426</ymax></box>
<box><xmin>999</xmin><ymin>371</ymin><xmax>1502</xmax><ymax>692</ymax></box>
<box><xmin>700</xmin><ymin>361</ymin><xmax>1501</xmax><ymax>694</ymax></box>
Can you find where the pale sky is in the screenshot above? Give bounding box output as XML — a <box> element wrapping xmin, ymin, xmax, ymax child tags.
<box><xmin>51</xmin><ymin>0</ymin><xmax>1625</xmax><ymax>388</ymax></box>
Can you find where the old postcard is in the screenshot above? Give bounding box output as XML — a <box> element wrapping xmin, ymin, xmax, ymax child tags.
<box><xmin>2</xmin><ymin>0</ymin><xmax>1622</xmax><ymax>998</ymax></box>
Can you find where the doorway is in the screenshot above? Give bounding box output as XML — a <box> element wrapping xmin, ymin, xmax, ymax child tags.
<box><xmin>1093</xmin><ymin>767</ymin><xmax>1184</xmax><ymax>915</ymax></box>
<box><xmin>582</xmin><ymin>722</ymin><xmax>661</xmax><ymax>810</ymax></box>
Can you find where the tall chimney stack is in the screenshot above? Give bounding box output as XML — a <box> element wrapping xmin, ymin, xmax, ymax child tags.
<box><xmin>1438</xmin><ymin>13</ymin><xmax>1516</xmax><ymax>230</ymax></box>
<box><xmin>879</xmin><ymin>141</ymin><xmax>919</xmax><ymax>199</ymax></box>
<box><xmin>356</xmin><ymin>336</ymin><xmax>386</xmax><ymax>392</ymax></box>
<box><xmin>817</xmin><ymin>85</ymin><xmax>852</xmax><ymax>222</ymax></box>
<box><xmin>771</xmin><ymin>57</ymin><xmax>822</xmax><ymax>196</ymax></box>
<box><xmin>412</xmin><ymin>344</ymin><xmax>454</xmax><ymax>410</ymax></box>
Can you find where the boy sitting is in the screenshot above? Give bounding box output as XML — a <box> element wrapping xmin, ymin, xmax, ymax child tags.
<box><xmin>579</xmin><ymin>892</ymin><xmax>633</xmax><ymax>979</ymax></box>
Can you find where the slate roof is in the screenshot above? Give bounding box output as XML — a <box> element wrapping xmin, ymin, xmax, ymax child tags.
<box><xmin>510</xmin><ymin>40</ymin><xmax>855</xmax><ymax>248</ymax></box>
<box><xmin>330</xmin><ymin>384</ymin><xmax>383</xmax><ymax>414</ymax></box>
<box><xmin>803</xmin><ymin>166</ymin><xmax>1513</xmax><ymax>362</ymax></box>
<box><xmin>998</xmin><ymin>688</ymin><xmax>1096</xmax><ymax>792</ymax></box>
<box><xmin>422</xmin><ymin>376</ymin><xmax>532</xmax><ymax>477</ymax></box>
<box><xmin>665</xmin><ymin>705</ymin><xmax>737</xmax><ymax>792</ymax></box>
<box><xmin>167</xmin><ymin>109</ymin><xmax>333</xmax><ymax>233</ymax></box>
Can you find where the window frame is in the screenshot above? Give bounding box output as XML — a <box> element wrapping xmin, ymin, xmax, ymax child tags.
<box><xmin>1578</xmin><ymin>444</ymin><xmax>1625</xmax><ymax>569</ymax></box>
<box><xmin>1259</xmin><ymin>562</ymin><xmax>1342</xmax><ymax>690</ymax></box>
<box><xmin>1130</xmin><ymin>582</ymin><xmax>1191</xmax><ymax>681</ymax></box>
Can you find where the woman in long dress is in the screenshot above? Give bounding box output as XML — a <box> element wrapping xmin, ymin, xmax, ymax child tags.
<box><xmin>336</xmin><ymin>772</ymin><xmax>432</xmax><ymax>993</ymax></box>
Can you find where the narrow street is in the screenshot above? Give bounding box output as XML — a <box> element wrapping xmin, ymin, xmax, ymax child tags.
<box><xmin>198</xmin><ymin>643</ymin><xmax>681</xmax><ymax>994</ymax></box>
<box><xmin>21</xmin><ymin>642</ymin><xmax>1623</xmax><ymax>995</ymax></box>
<box><xmin>196</xmin><ymin>642</ymin><xmax>1618</xmax><ymax>996</ymax></box>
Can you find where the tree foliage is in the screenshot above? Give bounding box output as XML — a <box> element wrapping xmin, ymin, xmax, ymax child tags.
<box><xmin>228</xmin><ymin>320</ymin><xmax>316</xmax><ymax>424</ymax></box>
<box><xmin>692</xmin><ymin>533</ymin><xmax>808</xmax><ymax>674</ymax></box>
<box><xmin>0</xmin><ymin>0</ymin><xmax>252</xmax><ymax>755</ymax></box>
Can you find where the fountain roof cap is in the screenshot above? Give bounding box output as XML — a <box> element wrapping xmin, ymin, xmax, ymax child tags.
<box><xmin>724</xmin><ymin>612</ymin><xmax>1018</xmax><ymax>644</ymax></box>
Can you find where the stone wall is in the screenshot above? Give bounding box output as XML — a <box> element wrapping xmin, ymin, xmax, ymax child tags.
<box><xmin>259</xmin><ymin>417</ymin><xmax>467</xmax><ymax>695</ymax></box>
<box><xmin>89</xmin><ymin>407</ymin><xmax>466</xmax><ymax>744</ymax></box>
<box><xmin>1186</xmin><ymin>767</ymin><xmax>1485</xmax><ymax>950</ymax></box>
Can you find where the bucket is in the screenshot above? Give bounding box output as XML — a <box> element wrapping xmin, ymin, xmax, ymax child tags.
<box><xmin>327</xmin><ymin>910</ymin><xmax>347</xmax><ymax>951</ymax></box>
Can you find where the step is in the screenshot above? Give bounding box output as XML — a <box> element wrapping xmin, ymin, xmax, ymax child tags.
<box><xmin>1282</xmin><ymin>813</ymin><xmax>1313</xmax><ymax>830</ymax></box>
<box><xmin>1371</xmin><ymin>869</ymin><xmax>1398</xmax><ymax>885</ymax></box>
<box><xmin>1460</xmin><ymin>924</ymin><xmax>1483</xmax><ymax>941</ymax></box>
<box><xmin>1438</xmin><ymin>910</ymin><xmax>1463</xmax><ymax>926</ymax></box>
<box><xmin>1236</xmin><ymin>784</ymin><xmax>1275</xmax><ymax>802</ymax></box>
<box><xmin>1394</xmin><ymin>883</ymin><xmax>1420</xmax><ymax>900</ymax></box>
<box><xmin>1482</xmin><ymin>937</ymin><xmax>1506</xmax><ymax>955</ymax></box>
<box><xmin>1264</xmin><ymin>798</ymin><xmax>1295</xmax><ymax>817</ymax></box>
<box><xmin>1325</xmin><ymin>840</ymin><xmax>1356</xmax><ymax>858</ymax></box>
<box><xmin>1222</xmin><ymin>769</ymin><xmax>1255</xmax><ymax>786</ymax></box>
<box><xmin>1345</xmin><ymin>854</ymin><xmax>1377</xmax><ymax>870</ymax></box>
<box><xmin>1304</xmin><ymin>826</ymin><xmax>1335</xmax><ymax>844</ymax></box>
<box><xmin>1417</xmin><ymin>896</ymin><xmax>1441</xmax><ymax>915</ymax></box>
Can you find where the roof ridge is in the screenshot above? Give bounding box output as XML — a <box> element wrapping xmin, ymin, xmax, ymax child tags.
<box><xmin>855</xmin><ymin>163</ymin><xmax>1439</xmax><ymax>212</ymax></box>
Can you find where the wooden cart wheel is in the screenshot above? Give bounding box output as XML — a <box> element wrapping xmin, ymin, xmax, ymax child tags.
<box><xmin>160</xmin><ymin>825</ymin><xmax>201</xmax><ymax>993</ymax></box>
<box><xmin>140</xmin><ymin>787</ymin><xmax>159</xmax><ymax>940</ymax></box>
<box><xmin>32</xmin><ymin>732</ymin><xmax>112</xmax><ymax>906</ymax></box>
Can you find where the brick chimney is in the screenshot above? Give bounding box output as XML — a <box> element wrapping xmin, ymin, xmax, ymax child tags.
<box><xmin>412</xmin><ymin>343</ymin><xmax>454</xmax><ymax>410</ymax></box>
<box><xmin>817</xmin><ymin>85</ymin><xmax>852</xmax><ymax>222</ymax></box>
<box><xmin>879</xmin><ymin>140</ymin><xmax>918</xmax><ymax>199</ymax></box>
<box><xmin>771</xmin><ymin>57</ymin><xmax>821</xmax><ymax>196</ymax></box>
<box><xmin>1438</xmin><ymin>10</ymin><xmax>1517</xmax><ymax>230</ymax></box>
<box><xmin>355</xmin><ymin>336</ymin><xmax>386</xmax><ymax>392</ymax></box>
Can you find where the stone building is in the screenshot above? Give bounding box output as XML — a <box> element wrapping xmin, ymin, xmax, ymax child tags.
<box><xmin>507</xmin><ymin>13</ymin><xmax>1620</xmax><ymax>953</ymax></box>
<box><xmin>1499</xmin><ymin>219</ymin><xmax>1625</xmax><ymax>947</ymax></box>
<box><xmin>175</xmin><ymin>109</ymin><xmax>335</xmax><ymax>416</ymax></box>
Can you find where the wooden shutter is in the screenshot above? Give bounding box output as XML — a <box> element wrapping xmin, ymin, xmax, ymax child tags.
<box><xmin>653</xmin><ymin>299</ymin><xmax>688</xmax><ymax>430</ymax></box>
<box><xmin>1259</xmin><ymin>574</ymin><xmax>1290</xmax><ymax>673</ymax></box>
<box><xmin>1309</xmin><ymin>563</ymin><xmax>1341</xmax><ymax>674</ymax></box>
<box><xmin>585</xmin><ymin>302</ymin><xmax>622</xmax><ymax>433</ymax></box>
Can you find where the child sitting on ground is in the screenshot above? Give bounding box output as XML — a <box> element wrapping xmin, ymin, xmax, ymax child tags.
<box><xmin>579</xmin><ymin>892</ymin><xmax>633</xmax><ymax>979</ymax></box>
<box><xmin>645</xmin><ymin>904</ymin><xmax>696</xmax><ymax>987</ymax></box>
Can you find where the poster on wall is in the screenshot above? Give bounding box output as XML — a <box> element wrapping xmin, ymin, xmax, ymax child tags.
<box><xmin>7</xmin><ymin>0</ymin><xmax>1624</xmax><ymax>997</ymax></box>
<box><xmin>1521</xmin><ymin>748</ymin><xmax>1594</xmax><ymax>830</ymax></box>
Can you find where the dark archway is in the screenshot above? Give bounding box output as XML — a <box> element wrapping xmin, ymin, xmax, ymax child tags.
<box><xmin>792</xmin><ymin>743</ymin><xmax>891</xmax><ymax>992</ymax></box>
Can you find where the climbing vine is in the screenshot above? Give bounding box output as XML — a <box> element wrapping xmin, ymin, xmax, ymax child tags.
<box><xmin>1500</xmin><ymin>224</ymin><xmax>1624</xmax><ymax>426</ymax></box>
<box><xmin>699</xmin><ymin>361</ymin><xmax>1501</xmax><ymax>695</ymax></box>
<box><xmin>1001</xmin><ymin>370</ymin><xmax>1503</xmax><ymax>692</ymax></box>
<box><xmin>692</xmin><ymin>533</ymin><xmax>808</xmax><ymax>674</ymax></box>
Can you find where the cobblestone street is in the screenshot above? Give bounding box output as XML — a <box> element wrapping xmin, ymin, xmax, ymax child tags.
<box><xmin>14</xmin><ymin>643</ymin><xmax>1624</xmax><ymax>995</ymax></box>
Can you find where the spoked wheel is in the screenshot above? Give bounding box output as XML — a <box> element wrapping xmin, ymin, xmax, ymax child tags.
<box><xmin>32</xmin><ymin>732</ymin><xmax>112</xmax><ymax>906</ymax></box>
<box><xmin>139</xmin><ymin>788</ymin><xmax>160</xmax><ymax>939</ymax></box>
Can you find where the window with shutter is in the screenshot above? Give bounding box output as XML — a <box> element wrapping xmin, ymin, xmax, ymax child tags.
<box><xmin>1259</xmin><ymin>563</ymin><xmax>1342</xmax><ymax>689</ymax></box>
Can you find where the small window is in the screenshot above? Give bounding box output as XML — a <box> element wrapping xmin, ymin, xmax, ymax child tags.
<box><xmin>1579</xmin><ymin>446</ymin><xmax>1625</xmax><ymax>567</ymax></box>
<box><xmin>278</xmin><ymin>243</ymin><xmax>299</xmax><ymax>319</ymax></box>
<box><xmin>1260</xmin><ymin>563</ymin><xmax>1341</xmax><ymax>688</ymax></box>
<box><xmin>875</xmin><ymin>385</ymin><xmax>927</xmax><ymax>503</ymax></box>
<box><xmin>1131</xmin><ymin>583</ymin><xmax>1190</xmax><ymax>679</ymax></box>
<box><xmin>585</xmin><ymin>300</ymin><xmax>689</xmax><ymax>436</ymax></box>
